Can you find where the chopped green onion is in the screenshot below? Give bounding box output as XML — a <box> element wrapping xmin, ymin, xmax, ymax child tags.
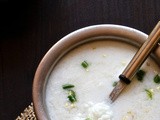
<box><xmin>62</xmin><ymin>84</ymin><xmax>77</xmax><ymax>103</ymax></box>
<box><xmin>136</xmin><ymin>69</ymin><xmax>146</xmax><ymax>81</ymax></box>
<box><xmin>154</xmin><ymin>74</ymin><xmax>160</xmax><ymax>84</ymax></box>
<box><xmin>68</xmin><ymin>90</ymin><xmax>76</xmax><ymax>98</ymax></box>
<box><xmin>68</xmin><ymin>95</ymin><xmax>76</xmax><ymax>103</ymax></box>
<box><xmin>62</xmin><ymin>84</ymin><xmax>75</xmax><ymax>89</ymax></box>
<box><xmin>112</xmin><ymin>81</ymin><xmax>118</xmax><ymax>87</ymax></box>
<box><xmin>145</xmin><ymin>89</ymin><xmax>153</xmax><ymax>100</ymax></box>
<box><xmin>67</xmin><ymin>90</ymin><xmax>76</xmax><ymax>103</ymax></box>
<box><xmin>81</xmin><ymin>61</ymin><xmax>89</xmax><ymax>68</ymax></box>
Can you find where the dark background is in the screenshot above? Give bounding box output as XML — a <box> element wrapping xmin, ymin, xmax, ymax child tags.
<box><xmin>0</xmin><ymin>0</ymin><xmax>160</xmax><ymax>119</ymax></box>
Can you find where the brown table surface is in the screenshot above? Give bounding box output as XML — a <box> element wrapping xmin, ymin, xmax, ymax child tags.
<box><xmin>0</xmin><ymin>0</ymin><xmax>160</xmax><ymax>119</ymax></box>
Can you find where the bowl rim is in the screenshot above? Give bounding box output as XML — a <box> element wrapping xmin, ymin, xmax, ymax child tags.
<box><xmin>32</xmin><ymin>24</ymin><xmax>160</xmax><ymax>120</ymax></box>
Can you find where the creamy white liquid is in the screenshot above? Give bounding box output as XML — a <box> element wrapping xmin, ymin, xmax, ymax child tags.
<box><xmin>45</xmin><ymin>41</ymin><xmax>160</xmax><ymax>120</ymax></box>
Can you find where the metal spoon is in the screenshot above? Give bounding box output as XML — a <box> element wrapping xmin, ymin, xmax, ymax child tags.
<box><xmin>109</xmin><ymin>21</ymin><xmax>160</xmax><ymax>102</ymax></box>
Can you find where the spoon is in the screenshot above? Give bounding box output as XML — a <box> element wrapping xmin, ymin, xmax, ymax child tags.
<box><xmin>109</xmin><ymin>21</ymin><xmax>160</xmax><ymax>102</ymax></box>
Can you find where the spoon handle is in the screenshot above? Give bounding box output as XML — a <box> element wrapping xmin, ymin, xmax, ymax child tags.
<box><xmin>109</xmin><ymin>21</ymin><xmax>160</xmax><ymax>102</ymax></box>
<box><xmin>121</xmin><ymin>22</ymin><xmax>160</xmax><ymax>81</ymax></box>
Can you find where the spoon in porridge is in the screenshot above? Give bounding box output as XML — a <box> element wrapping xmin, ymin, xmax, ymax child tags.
<box><xmin>109</xmin><ymin>21</ymin><xmax>160</xmax><ymax>102</ymax></box>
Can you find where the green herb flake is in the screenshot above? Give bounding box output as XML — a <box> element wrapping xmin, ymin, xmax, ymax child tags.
<box><xmin>81</xmin><ymin>61</ymin><xmax>89</xmax><ymax>68</ymax></box>
<box><xmin>62</xmin><ymin>84</ymin><xmax>75</xmax><ymax>89</ymax></box>
<box><xmin>136</xmin><ymin>69</ymin><xmax>146</xmax><ymax>81</ymax></box>
<box><xmin>145</xmin><ymin>89</ymin><xmax>153</xmax><ymax>100</ymax></box>
<box><xmin>154</xmin><ymin>74</ymin><xmax>160</xmax><ymax>84</ymax></box>
<box><xmin>112</xmin><ymin>81</ymin><xmax>118</xmax><ymax>87</ymax></box>
<box><xmin>67</xmin><ymin>90</ymin><xmax>76</xmax><ymax>103</ymax></box>
<box><xmin>68</xmin><ymin>95</ymin><xmax>76</xmax><ymax>103</ymax></box>
<box><xmin>62</xmin><ymin>84</ymin><xmax>77</xmax><ymax>103</ymax></box>
<box><xmin>68</xmin><ymin>90</ymin><xmax>76</xmax><ymax>97</ymax></box>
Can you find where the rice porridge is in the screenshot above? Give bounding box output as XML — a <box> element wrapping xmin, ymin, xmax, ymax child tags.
<box><xmin>45</xmin><ymin>40</ymin><xmax>160</xmax><ymax>120</ymax></box>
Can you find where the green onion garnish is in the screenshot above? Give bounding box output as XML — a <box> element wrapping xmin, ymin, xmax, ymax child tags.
<box><xmin>62</xmin><ymin>84</ymin><xmax>75</xmax><ymax>89</ymax></box>
<box><xmin>145</xmin><ymin>89</ymin><xmax>153</xmax><ymax>100</ymax></box>
<box><xmin>68</xmin><ymin>95</ymin><xmax>76</xmax><ymax>103</ymax></box>
<box><xmin>136</xmin><ymin>69</ymin><xmax>146</xmax><ymax>81</ymax></box>
<box><xmin>81</xmin><ymin>61</ymin><xmax>89</xmax><ymax>68</ymax></box>
<box><xmin>112</xmin><ymin>81</ymin><xmax>118</xmax><ymax>87</ymax></box>
<box><xmin>154</xmin><ymin>74</ymin><xmax>160</xmax><ymax>84</ymax></box>
<box><xmin>68</xmin><ymin>90</ymin><xmax>76</xmax><ymax>98</ymax></box>
<box><xmin>62</xmin><ymin>84</ymin><xmax>77</xmax><ymax>103</ymax></box>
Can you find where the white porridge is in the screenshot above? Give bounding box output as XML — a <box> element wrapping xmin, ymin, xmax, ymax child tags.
<box><xmin>45</xmin><ymin>41</ymin><xmax>160</xmax><ymax>120</ymax></box>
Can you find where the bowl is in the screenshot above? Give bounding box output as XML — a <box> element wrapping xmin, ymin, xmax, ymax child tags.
<box><xmin>32</xmin><ymin>25</ymin><xmax>160</xmax><ymax>120</ymax></box>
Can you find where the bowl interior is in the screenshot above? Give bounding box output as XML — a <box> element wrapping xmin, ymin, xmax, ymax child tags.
<box><xmin>32</xmin><ymin>25</ymin><xmax>160</xmax><ymax>120</ymax></box>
